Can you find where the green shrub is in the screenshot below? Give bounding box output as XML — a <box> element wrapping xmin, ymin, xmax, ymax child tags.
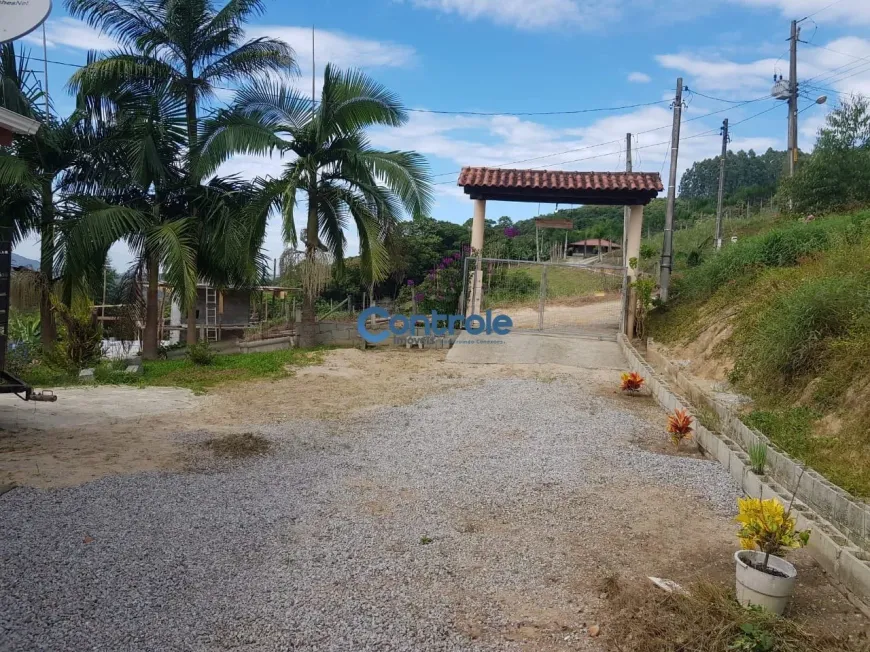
<box><xmin>736</xmin><ymin>275</ymin><xmax>869</xmax><ymax>391</ymax></box>
<box><xmin>42</xmin><ymin>296</ymin><xmax>103</xmax><ymax>373</ymax></box>
<box><xmin>8</xmin><ymin>313</ymin><xmax>40</xmax><ymax>348</ymax></box>
<box><xmin>674</xmin><ymin>211</ymin><xmax>870</xmax><ymax>302</ymax></box>
<box><xmin>186</xmin><ymin>340</ymin><xmax>216</xmax><ymax>366</ymax></box>
<box><xmin>5</xmin><ymin>341</ymin><xmax>36</xmax><ymax>378</ymax></box>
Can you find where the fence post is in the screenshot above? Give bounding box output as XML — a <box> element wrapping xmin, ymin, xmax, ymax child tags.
<box><xmin>459</xmin><ymin>255</ymin><xmax>469</xmax><ymax>318</ymax></box>
<box><xmin>538</xmin><ymin>265</ymin><xmax>548</xmax><ymax>331</ymax></box>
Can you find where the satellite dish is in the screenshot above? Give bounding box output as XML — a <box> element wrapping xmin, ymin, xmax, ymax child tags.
<box><xmin>0</xmin><ymin>0</ymin><xmax>52</xmax><ymax>45</ymax></box>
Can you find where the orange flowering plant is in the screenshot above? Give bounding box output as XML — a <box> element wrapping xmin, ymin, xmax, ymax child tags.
<box><xmin>667</xmin><ymin>408</ymin><xmax>694</xmax><ymax>447</ymax></box>
<box><xmin>620</xmin><ymin>372</ymin><xmax>645</xmax><ymax>393</ymax></box>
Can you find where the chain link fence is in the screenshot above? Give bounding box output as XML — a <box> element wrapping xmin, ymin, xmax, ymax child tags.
<box><xmin>462</xmin><ymin>256</ymin><xmax>624</xmax><ymax>337</ymax></box>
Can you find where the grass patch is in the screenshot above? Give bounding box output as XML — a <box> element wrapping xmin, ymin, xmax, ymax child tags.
<box><xmin>605</xmin><ymin>579</ymin><xmax>862</xmax><ymax>652</ymax></box>
<box><xmin>745</xmin><ymin>407</ymin><xmax>870</xmax><ymax>498</ymax></box>
<box><xmin>21</xmin><ymin>347</ymin><xmax>329</xmax><ymax>393</ymax></box>
<box><xmin>203</xmin><ymin>433</ymin><xmax>271</xmax><ymax>459</ymax></box>
<box><xmin>695</xmin><ymin>406</ymin><xmax>721</xmax><ymax>432</ymax></box>
<box><xmin>135</xmin><ymin>347</ymin><xmax>328</xmax><ymax>393</ymax></box>
<box><xmin>482</xmin><ymin>263</ymin><xmax>619</xmax><ymax>311</ymax></box>
<box><xmin>672</xmin><ymin>210</ymin><xmax>870</xmax><ymax>303</ymax></box>
<box><xmin>650</xmin><ymin>213</ymin><xmax>870</xmax><ymax>498</ymax></box>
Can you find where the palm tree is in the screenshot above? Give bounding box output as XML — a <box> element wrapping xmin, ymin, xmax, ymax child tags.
<box><xmin>200</xmin><ymin>64</ymin><xmax>433</xmax><ymax>346</ymax></box>
<box><xmin>67</xmin><ymin>0</ymin><xmax>296</xmax><ymax>343</ymax></box>
<box><xmin>64</xmin><ymin>84</ymin><xmax>266</xmax><ymax>359</ymax></box>
<box><xmin>0</xmin><ymin>43</ymin><xmax>95</xmax><ymax>348</ymax></box>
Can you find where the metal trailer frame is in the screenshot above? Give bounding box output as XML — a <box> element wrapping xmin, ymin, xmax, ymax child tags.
<box><xmin>0</xmin><ymin>239</ymin><xmax>55</xmax><ymax>402</ymax></box>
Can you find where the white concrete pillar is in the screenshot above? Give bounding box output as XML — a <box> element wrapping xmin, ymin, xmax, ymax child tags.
<box><xmin>471</xmin><ymin>199</ymin><xmax>486</xmax><ymax>253</ymax></box>
<box><xmin>626</xmin><ymin>205</ymin><xmax>644</xmax><ymax>280</ymax></box>
<box><xmin>466</xmin><ymin>199</ymin><xmax>486</xmax><ymax>317</ymax></box>
<box><xmin>625</xmin><ymin>204</ymin><xmax>644</xmax><ymax>337</ymax></box>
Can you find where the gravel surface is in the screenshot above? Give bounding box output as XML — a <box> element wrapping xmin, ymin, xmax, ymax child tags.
<box><xmin>1</xmin><ymin>379</ymin><xmax>740</xmax><ymax>651</ymax></box>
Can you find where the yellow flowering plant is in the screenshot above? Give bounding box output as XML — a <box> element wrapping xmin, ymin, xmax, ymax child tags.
<box><xmin>735</xmin><ymin>497</ymin><xmax>810</xmax><ymax>568</ymax></box>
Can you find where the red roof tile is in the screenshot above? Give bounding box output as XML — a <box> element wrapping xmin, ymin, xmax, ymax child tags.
<box><xmin>458</xmin><ymin>168</ymin><xmax>663</xmax><ymax>192</ymax></box>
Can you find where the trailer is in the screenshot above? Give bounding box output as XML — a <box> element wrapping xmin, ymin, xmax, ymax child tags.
<box><xmin>0</xmin><ymin>240</ymin><xmax>55</xmax><ymax>402</ymax></box>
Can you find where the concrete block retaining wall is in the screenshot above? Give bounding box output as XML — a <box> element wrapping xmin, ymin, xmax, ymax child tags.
<box><xmin>618</xmin><ymin>334</ymin><xmax>870</xmax><ymax>603</ymax></box>
<box><xmin>642</xmin><ymin>340</ymin><xmax>870</xmax><ymax>553</ymax></box>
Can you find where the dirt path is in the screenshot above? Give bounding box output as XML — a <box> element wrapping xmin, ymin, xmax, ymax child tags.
<box><xmin>1</xmin><ymin>347</ymin><xmax>865</xmax><ymax>650</ymax></box>
<box><xmin>0</xmin><ymin>349</ymin><xmax>580</xmax><ymax>488</ymax></box>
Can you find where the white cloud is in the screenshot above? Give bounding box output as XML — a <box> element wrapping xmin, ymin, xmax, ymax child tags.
<box><xmin>726</xmin><ymin>0</ymin><xmax>870</xmax><ymax>24</ymax></box>
<box><xmin>656</xmin><ymin>35</ymin><xmax>870</xmax><ymax>99</ymax></box>
<box><xmin>404</xmin><ymin>0</ymin><xmax>619</xmax><ymax>30</ymax></box>
<box><xmin>22</xmin><ymin>18</ymin><xmax>119</xmax><ymax>51</ymax></box>
<box><xmin>246</xmin><ymin>25</ymin><xmax>416</xmax><ymax>72</ymax></box>
<box><xmin>628</xmin><ymin>72</ymin><xmax>652</xmax><ymax>83</ymax></box>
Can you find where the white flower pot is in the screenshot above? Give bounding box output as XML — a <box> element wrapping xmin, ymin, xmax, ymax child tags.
<box><xmin>734</xmin><ymin>549</ymin><xmax>797</xmax><ymax>615</ymax></box>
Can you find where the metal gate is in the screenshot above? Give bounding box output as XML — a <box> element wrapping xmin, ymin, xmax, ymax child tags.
<box><xmin>461</xmin><ymin>256</ymin><xmax>625</xmax><ymax>339</ymax></box>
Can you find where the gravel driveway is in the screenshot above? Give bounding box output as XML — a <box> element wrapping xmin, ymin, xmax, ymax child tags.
<box><xmin>1</xmin><ymin>378</ymin><xmax>740</xmax><ymax>651</ymax></box>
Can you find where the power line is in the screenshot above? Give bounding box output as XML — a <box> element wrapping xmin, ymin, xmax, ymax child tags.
<box><xmin>686</xmin><ymin>88</ymin><xmax>764</xmax><ymax>104</ymax></box>
<box><xmin>21</xmin><ymin>54</ymin><xmax>673</xmax><ymax>118</ymax></box>
<box><xmin>404</xmin><ymin>99</ymin><xmax>671</xmax><ymax>117</ymax></box>
<box><xmin>800</xmin><ymin>0</ymin><xmax>847</xmax><ymax>21</ymax></box>
<box><xmin>433</xmin><ymin>99</ymin><xmax>783</xmax><ymax>186</ymax></box>
<box><xmin>430</xmin><ymin>93</ymin><xmax>774</xmax><ymax>181</ymax></box>
<box><xmin>429</xmin><ymin>140</ymin><xmax>622</xmax><ymax>178</ymax></box>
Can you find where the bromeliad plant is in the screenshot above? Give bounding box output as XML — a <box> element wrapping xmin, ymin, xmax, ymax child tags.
<box><xmin>620</xmin><ymin>371</ymin><xmax>645</xmax><ymax>393</ymax></box>
<box><xmin>735</xmin><ymin>497</ymin><xmax>810</xmax><ymax>571</ymax></box>
<box><xmin>667</xmin><ymin>408</ymin><xmax>694</xmax><ymax>447</ymax></box>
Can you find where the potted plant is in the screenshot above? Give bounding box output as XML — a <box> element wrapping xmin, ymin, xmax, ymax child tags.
<box><xmin>666</xmin><ymin>408</ymin><xmax>693</xmax><ymax>448</ymax></box>
<box><xmin>620</xmin><ymin>372</ymin><xmax>645</xmax><ymax>394</ymax></box>
<box><xmin>734</xmin><ymin>496</ymin><xmax>810</xmax><ymax>615</ymax></box>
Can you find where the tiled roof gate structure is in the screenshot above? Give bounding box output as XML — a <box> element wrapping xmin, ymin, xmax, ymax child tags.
<box><xmin>458</xmin><ymin>168</ymin><xmax>663</xmax><ymax>206</ymax></box>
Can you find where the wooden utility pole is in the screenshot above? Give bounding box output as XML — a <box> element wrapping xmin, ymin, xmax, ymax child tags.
<box><xmin>715</xmin><ymin>119</ymin><xmax>728</xmax><ymax>250</ymax></box>
<box><xmin>659</xmin><ymin>78</ymin><xmax>683</xmax><ymax>302</ymax></box>
<box><xmin>788</xmin><ymin>19</ymin><xmax>799</xmax><ymax>177</ymax></box>
<box><xmin>623</xmin><ymin>132</ymin><xmax>632</xmax><ymax>266</ymax></box>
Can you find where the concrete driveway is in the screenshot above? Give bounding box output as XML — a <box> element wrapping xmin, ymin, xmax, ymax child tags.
<box><xmin>446</xmin><ymin>330</ymin><xmax>624</xmax><ymax>369</ymax></box>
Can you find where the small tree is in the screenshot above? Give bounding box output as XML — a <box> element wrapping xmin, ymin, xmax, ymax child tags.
<box><xmin>777</xmin><ymin>95</ymin><xmax>870</xmax><ymax>214</ymax></box>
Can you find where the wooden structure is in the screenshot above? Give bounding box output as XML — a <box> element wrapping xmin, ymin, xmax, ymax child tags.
<box><xmin>458</xmin><ymin>167</ymin><xmax>663</xmax><ymax>335</ymax></box>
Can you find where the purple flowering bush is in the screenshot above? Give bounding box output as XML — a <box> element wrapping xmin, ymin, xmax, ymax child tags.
<box><xmin>399</xmin><ymin>250</ymin><xmax>465</xmax><ymax>315</ymax></box>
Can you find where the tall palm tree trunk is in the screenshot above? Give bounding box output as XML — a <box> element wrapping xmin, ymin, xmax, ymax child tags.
<box><xmin>143</xmin><ymin>252</ymin><xmax>160</xmax><ymax>360</ymax></box>
<box><xmin>299</xmin><ymin>192</ymin><xmax>318</xmax><ymax>348</ymax></box>
<box><xmin>39</xmin><ymin>180</ymin><xmax>56</xmax><ymax>349</ymax></box>
<box><xmin>185</xmin><ymin>82</ymin><xmax>199</xmax><ymax>346</ymax></box>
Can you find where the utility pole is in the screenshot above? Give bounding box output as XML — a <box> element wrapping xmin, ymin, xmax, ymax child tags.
<box><xmin>42</xmin><ymin>24</ymin><xmax>50</xmax><ymax>117</ymax></box>
<box><xmin>659</xmin><ymin>78</ymin><xmax>683</xmax><ymax>302</ymax></box>
<box><xmin>623</xmin><ymin>132</ymin><xmax>632</xmax><ymax>266</ymax></box>
<box><xmin>788</xmin><ymin>19</ymin><xmax>799</xmax><ymax>177</ymax></box>
<box><xmin>715</xmin><ymin>119</ymin><xmax>729</xmax><ymax>250</ymax></box>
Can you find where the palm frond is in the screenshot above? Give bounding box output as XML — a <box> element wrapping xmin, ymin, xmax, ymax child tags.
<box><xmin>67</xmin><ymin>0</ymin><xmax>166</xmax><ymax>47</ymax></box>
<box><xmin>319</xmin><ymin>64</ymin><xmax>407</xmax><ymax>139</ymax></box>
<box><xmin>68</xmin><ymin>50</ymin><xmax>181</xmax><ymax>99</ymax></box>
<box><xmin>352</xmin><ymin>149</ymin><xmax>433</xmax><ymax>218</ymax></box>
<box><xmin>196</xmin><ymin>109</ymin><xmax>289</xmax><ymax>177</ymax></box>
<box><xmin>199</xmin><ymin>38</ymin><xmax>297</xmax><ymax>84</ymax></box>
<box><xmin>146</xmin><ymin>218</ymin><xmax>198</xmax><ymax>307</ymax></box>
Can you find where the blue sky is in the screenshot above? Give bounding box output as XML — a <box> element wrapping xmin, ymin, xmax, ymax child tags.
<box><xmin>13</xmin><ymin>0</ymin><xmax>870</xmax><ymax>269</ymax></box>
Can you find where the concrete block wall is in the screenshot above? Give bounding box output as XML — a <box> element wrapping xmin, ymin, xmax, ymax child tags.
<box><xmin>643</xmin><ymin>340</ymin><xmax>870</xmax><ymax>552</ymax></box>
<box><xmin>619</xmin><ymin>334</ymin><xmax>870</xmax><ymax>603</ymax></box>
